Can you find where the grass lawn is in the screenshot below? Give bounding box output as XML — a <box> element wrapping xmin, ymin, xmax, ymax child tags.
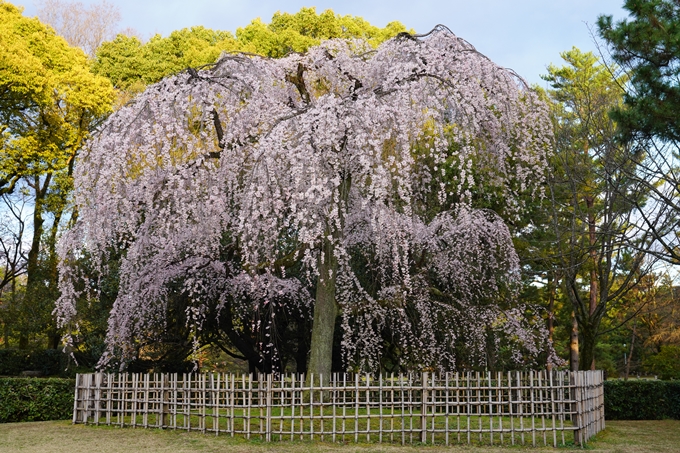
<box><xmin>0</xmin><ymin>419</ymin><xmax>678</xmax><ymax>452</ymax></box>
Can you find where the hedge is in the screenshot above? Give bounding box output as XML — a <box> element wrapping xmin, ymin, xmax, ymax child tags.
<box><xmin>604</xmin><ymin>379</ymin><xmax>680</xmax><ymax>420</ymax></box>
<box><xmin>0</xmin><ymin>349</ymin><xmax>66</xmax><ymax>376</ymax></box>
<box><xmin>0</xmin><ymin>377</ymin><xmax>75</xmax><ymax>423</ymax></box>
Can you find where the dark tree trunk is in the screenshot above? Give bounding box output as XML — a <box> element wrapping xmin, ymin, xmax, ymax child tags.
<box><xmin>586</xmin><ymin>195</ymin><xmax>598</xmax><ymax>370</ymax></box>
<box><xmin>307</xmin><ymin>235</ymin><xmax>338</xmax><ymax>384</ymax></box>
<box><xmin>580</xmin><ymin>324</ymin><xmax>597</xmax><ymax>371</ymax></box>
<box><xmin>547</xmin><ymin>272</ymin><xmax>557</xmax><ymax>371</ymax></box>
<box><xmin>625</xmin><ymin>320</ymin><xmax>636</xmax><ymax>380</ymax></box>
<box><xmin>570</xmin><ymin>311</ymin><xmax>579</xmax><ymax>372</ymax></box>
<box><xmin>307</xmin><ymin>175</ymin><xmax>349</xmax><ymax>384</ymax></box>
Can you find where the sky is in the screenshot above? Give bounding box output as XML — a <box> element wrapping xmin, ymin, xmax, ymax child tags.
<box><xmin>13</xmin><ymin>0</ymin><xmax>629</xmax><ymax>85</ymax></box>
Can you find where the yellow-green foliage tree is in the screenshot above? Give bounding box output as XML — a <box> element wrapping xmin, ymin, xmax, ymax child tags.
<box><xmin>236</xmin><ymin>7</ymin><xmax>409</xmax><ymax>57</ymax></box>
<box><xmin>0</xmin><ymin>1</ymin><xmax>113</xmax><ymax>348</ymax></box>
<box><xmin>93</xmin><ymin>7</ymin><xmax>409</xmax><ymax>100</ymax></box>
<box><xmin>93</xmin><ymin>27</ymin><xmax>239</xmax><ymax>93</ymax></box>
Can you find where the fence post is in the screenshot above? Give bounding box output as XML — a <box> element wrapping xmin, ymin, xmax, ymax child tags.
<box><xmin>159</xmin><ymin>373</ymin><xmax>166</xmax><ymax>428</ymax></box>
<box><xmin>72</xmin><ymin>373</ymin><xmax>80</xmax><ymax>424</ymax></box>
<box><xmin>571</xmin><ymin>371</ymin><xmax>582</xmax><ymax>446</ymax></box>
<box><xmin>421</xmin><ymin>371</ymin><xmax>428</xmax><ymax>443</ymax></box>
<box><xmin>599</xmin><ymin>370</ymin><xmax>605</xmax><ymax>433</ymax></box>
<box><xmin>83</xmin><ymin>373</ymin><xmax>93</xmax><ymax>424</ymax></box>
<box><xmin>94</xmin><ymin>373</ymin><xmax>103</xmax><ymax>425</ymax></box>
<box><xmin>266</xmin><ymin>374</ymin><xmax>272</xmax><ymax>441</ymax></box>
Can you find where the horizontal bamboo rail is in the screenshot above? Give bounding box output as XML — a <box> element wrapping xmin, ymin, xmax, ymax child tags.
<box><xmin>73</xmin><ymin>370</ymin><xmax>604</xmax><ymax>446</ymax></box>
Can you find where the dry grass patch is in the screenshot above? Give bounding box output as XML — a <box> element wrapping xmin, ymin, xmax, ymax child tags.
<box><xmin>0</xmin><ymin>420</ymin><xmax>678</xmax><ymax>453</ymax></box>
<box><xmin>588</xmin><ymin>420</ymin><xmax>680</xmax><ymax>453</ymax></box>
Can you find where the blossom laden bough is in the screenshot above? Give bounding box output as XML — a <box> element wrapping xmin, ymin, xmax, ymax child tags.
<box><xmin>57</xmin><ymin>26</ymin><xmax>554</xmax><ymax>374</ymax></box>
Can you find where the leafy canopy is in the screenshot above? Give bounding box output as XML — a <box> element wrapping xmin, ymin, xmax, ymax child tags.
<box><xmin>93</xmin><ymin>7</ymin><xmax>410</xmax><ymax>93</ymax></box>
<box><xmin>0</xmin><ymin>1</ymin><xmax>113</xmax><ymax>194</ymax></box>
<box><xmin>598</xmin><ymin>0</ymin><xmax>680</xmax><ymax>142</ymax></box>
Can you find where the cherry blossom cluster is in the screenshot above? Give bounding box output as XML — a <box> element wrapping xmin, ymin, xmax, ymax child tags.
<box><xmin>57</xmin><ymin>27</ymin><xmax>554</xmax><ymax>371</ymax></box>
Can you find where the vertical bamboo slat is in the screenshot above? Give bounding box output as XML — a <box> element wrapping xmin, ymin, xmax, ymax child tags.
<box><xmin>466</xmin><ymin>372</ymin><xmax>471</xmax><ymax>445</ymax></box>
<box><xmin>538</xmin><ymin>371</ymin><xmax>545</xmax><ymax>446</ymax></box>
<box><xmin>487</xmin><ymin>372</ymin><xmax>493</xmax><ymax>445</ymax></box>
<box><xmin>497</xmin><ymin>372</ymin><xmax>503</xmax><ymax>445</ymax></box>
<box><xmin>508</xmin><ymin>371</ymin><xmax>515</xmax><ymax>446</ymax></box>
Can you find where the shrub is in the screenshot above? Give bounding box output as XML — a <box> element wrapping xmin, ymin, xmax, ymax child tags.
<box><xmin>0</xmin><ymin>377</ymin><xmax>75</xmax><ymax>423</ymax></box>
<box><xmin>604</xmin><ymin>379</ymin><xmax>680</xmax><ymax>420</ymax></box>
<box><xmin>644</xmin><ymin>345</ymin><xmax>680</xmax><ymax>380</ymax></box>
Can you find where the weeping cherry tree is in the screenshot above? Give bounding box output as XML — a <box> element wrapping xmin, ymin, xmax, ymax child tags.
<box><xmin>56</xmin><ymin>27</ymin><xmax>555</xmax><ymax>375</ymax></box>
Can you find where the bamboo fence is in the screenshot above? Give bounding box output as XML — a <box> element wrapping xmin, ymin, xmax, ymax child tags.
<box><xmin>72</xmin><ymin>370</ymin><xmax>604</xmax><ymax>446</ymax></box>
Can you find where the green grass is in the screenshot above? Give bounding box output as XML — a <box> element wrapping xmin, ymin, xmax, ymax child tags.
<box><xmin>2</xmin><ymin>420</ymin><xmax>678</xmax><ymax>452</ymax></box>
<box><xmin>85</xmin><ymin>406</ymin><xmax>575</xmax><ymax>446</ymax></box>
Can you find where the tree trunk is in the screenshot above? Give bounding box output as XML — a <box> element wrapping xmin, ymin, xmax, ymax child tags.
<box><xmin>586</xmin><ymin>195</ymin><xmax>598</xmax><ymax>370</ymax></box>
<box><xmin>570</xmin><ymin>311</ymin><xmax>579</xmax><ymax>372</ymax></box>
<box><xmin>307</xmin><ymin>235</ymin><xmax>338</xmax><ymax>385</ymax></box>
<box><xmin>21</xmin><ymin>175</ymin><xmax>51</xmax><ymax>350</ymax></box>
<box><xmin>26</xmin><ymin>176</ymin><xmax>47</xmax><ymax>295</ymax></box>
<box><xmin>547</xmin><ymin>272</ymin><xmax>556</xmax><ymax>372</ymax></box>
<box><xmin>307</xmin><ymin>174</ymin><xmax>349</xmax><ymax>384</ymax></box>
<box><xmin>625</xmin><ymin>320</ymin><xmax>636</xmax><ymax>380</ymax></box>
<box><xmin>580</xmin><ymin>324</ymin><xmax>597</xmax><ymax>371</ymax></box>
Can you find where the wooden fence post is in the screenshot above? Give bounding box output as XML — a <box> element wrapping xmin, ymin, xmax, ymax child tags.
<box><xmin>72</xmin><ymin>373</ymin><xmax>80</xmax><ymax>424</ymax></box>
<box><xmin>266</xmin><ymin>373</ymin><xmax>272</xmax><ymax>441</ymax></box>
<box><xmin>572</xmin><ymin>371</ymin><xmax>583</xmax><ymax>446</ymax></box>
<box><xmin>421</xmin><ymin>372</ymin><xmax>428</xmax><ymax>443</ymax></box>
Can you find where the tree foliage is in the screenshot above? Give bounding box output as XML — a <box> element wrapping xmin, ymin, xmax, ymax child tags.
<box><xmin>93</xmin><ymin>28</ymin><xmax>239</xmax><ymax>92</ymax></box>
<box><xmin>0</xmin><ymin>1</ymin><xmax>114</xmax><ymax>349</ymax></box>
<box><xmin>236</xmin><ymin>7</ymin><xmax>409</xmax><ymax>57</ymax></box>
<box><xmin>542</xmin><ymin>48</ymin><xmax>660</xmax><ymax>371</ymax></box>
<box><xmin>92</xmin><ymin>7</ymin><xmax>409</xmax><ymax>103</ymax></box>
<box><xmin>598</xmin><ymin>0</ymin><xmax>680</xmax><ymax>143</ymax></box>
<box><xmin>0</xmin><ymin>1</ymin><xmax>110</xmax><ymax>193</ymax></box>
<box><xmin>597</xmin><ymin>1</ymin><xmax>680</xmax><ymax>265</ymax></box>
<box><xmin>57</xmin><ymin>27</ymin><xmax>554</xmax><ymax>374</ymax></box>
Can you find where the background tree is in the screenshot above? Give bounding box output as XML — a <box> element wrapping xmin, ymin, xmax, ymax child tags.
<box><xmin>57</xmin><ymin>28</ymin><xmax>553</xmax><ymax>377</ymax></box>
<box><xmin>236</xmin><ymin>7</ymin><xmax>409</xmax><ymax>57</ymax></box>
<box><xmin>598</xmin><ymin>0</ymin><xmax>680</xmax><ymax>265</ymax></box>
<box><xmin>0</xmin><ymin>192</ymin><xmax>29</xmax><ymax>347</ymax></box>
<box><xmin>598</xmin><ymin>0</ymin><xmax>680</xmax><ymax>143</ymax></box>
<box><xmin>92</xmin><ymin>28</ymin><xmax>239</xmax><ymax>105</ymax></box>
<box><xmin>0</xmin><ymin>1</ymin><xmax>114</xmax><ymax>349</ymax></box>
<box><xmin>35</xmin><ymin>0</ymin><xmax>123</xmax><ymax>58</ymax></box>
<box><xmin>92</xmin><ymin>8</ymin><xmax>409</xmax><ymax>107</ymax></box>
<box><xmin>635</xmin><ymin>274</ymin><xmax>680</xmax><ymax>378</ymax></box>
<box><xmin>542</xmin><ymin>48</ymin><xmax>658</xmax><ymax>370</ymax></box>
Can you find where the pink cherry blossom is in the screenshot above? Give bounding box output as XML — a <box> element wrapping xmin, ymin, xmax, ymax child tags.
<box><xmin>57</xmin><ymin>27</ymin><xmax>555</xmax><ymax>371</ymax></box>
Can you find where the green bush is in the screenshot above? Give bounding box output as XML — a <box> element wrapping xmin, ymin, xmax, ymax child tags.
<box><xmin>0</xmin><ymin>377</ymin><xmax>75</xmax><ymax>423</ymax></box>
<box><xmin>644</xmin><ymin>345</ymin><xmax>680</xmax><ymax>380</ymax></box>
<box><xmin>0</xmin><ymin>349</ymin><xmax>66</xmax><ymax>376</ymax></box>
<box><xmin>604</xmin><ymin>379</ymin><xmax>680</xmax><ymax>420</ymax></box>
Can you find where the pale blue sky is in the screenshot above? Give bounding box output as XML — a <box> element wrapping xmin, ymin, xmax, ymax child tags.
<box><xmin>13</xmin><ymin>0</ymin><xmax>628</xmax><ymax>85</ymax></box>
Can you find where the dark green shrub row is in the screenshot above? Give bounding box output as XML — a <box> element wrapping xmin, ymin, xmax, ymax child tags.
<box><xmin>0</xmin><ymin>349</ymin><xmax>67</xmax><ymax>376</ymax></box>
<box><xmin>0</xmin><ymin>377</ymin><xmax>75</xmax><ymax>423</ymax></box>
<box><xmin>604</xmin><ymin>379</ymin><xmax>680</xmax><ymax>420</ymax></box>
